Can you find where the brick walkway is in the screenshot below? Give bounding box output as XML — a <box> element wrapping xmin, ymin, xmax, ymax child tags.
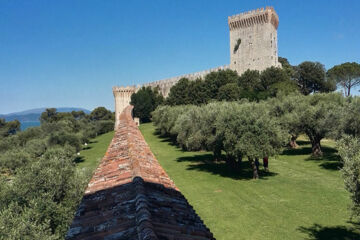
<box><xmin>66</xmin><ymin>105</ymin><xmax>215</xmax><ymax>240</ymax></box>
<box><xmin>85</xmin><ymin>105</ymin><xmax>177</xmax><ymax>195</ymax></box>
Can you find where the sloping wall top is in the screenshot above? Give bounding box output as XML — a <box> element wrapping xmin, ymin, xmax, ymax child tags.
<box><xmin>66</xmin><ymin>105</ymin><xmax>215</xmax><ymax>240</ymax></box>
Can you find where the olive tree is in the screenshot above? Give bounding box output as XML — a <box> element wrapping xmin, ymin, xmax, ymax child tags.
<box><xmin>173</xmin><ymin>106</ymin><xmax>205</xmax><ymax>151</ymax></box>
<box><xmin>293</xmin><ymin>93</ymin><xmax>344</xmax><ymax>156</ymax></box>
<box><xmin>152</xmin><ymin>105</ymin><xmax>194</xmax><ymax>137</ymax></box>
<box><xmin>267</xmin><ymin>93</ymin><xmax>304</xmax><ymax>148</ymax></box>
<box><xmin>340</xmin><ymin>97</ymin><xmax>360</xmax><ymax>137</ymax></box>
<box><xmin>216</xmin><ymin>102</ymin><xmax>286</xmax><ymax>178</ymax></box>
<box><xmin>338</xmin><ymin>136</ymin><xmax>360</xmax><ymax>220</ymax></box>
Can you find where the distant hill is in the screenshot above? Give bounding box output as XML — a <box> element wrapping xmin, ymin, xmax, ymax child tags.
<box><xmin>0</xmin><ymin>108</ymin><xmax>91</xmax><ymax>130</ymax></box>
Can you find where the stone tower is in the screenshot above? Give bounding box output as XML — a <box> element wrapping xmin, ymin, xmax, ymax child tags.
<box><xmin>228</xmin><ymin>6</ymin><xmax>280</xmax><ymax>75</ymax></box>
<box><xmin>113</xmin><ymin>86</ymin><xmax>137</xmax><ymax>130</ymax></box>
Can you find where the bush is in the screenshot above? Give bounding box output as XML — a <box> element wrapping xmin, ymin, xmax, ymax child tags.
<box><xmin>0</xmin><ymin>150</ymin><xmax>31</xmax><ymax>173</ymax></box>
<box><xmin>25</xmin><ymin>139</ymin><xmax>48</xmax><ymax>158</ymax></box>
<box><xmin>0</xmin><ymin>107</ymin><xmax>114</xmax><ymax>239</ymax></box>
<box><xmin>94</xmin><ymin>120</ymin><xmax>115</xmax><ymax>135</ymax></box>
<box><xmin>48</xmin><ymin>131</ymin><xmax>82</xmax><ymax>152</ymax></box>
<box><xmin>0</xmin><ymin>146</ymin><xmax>87</xmax><ymax>237</ymax></box>
<box><xmin>0</xmin><ymin>202</ymin><xmax>57</xmax><ymax>240</ymax></box>
<box><xmin>338</xmin><ymin>136</ymin><xmax>360</xmax><ymax>220</ymax></box>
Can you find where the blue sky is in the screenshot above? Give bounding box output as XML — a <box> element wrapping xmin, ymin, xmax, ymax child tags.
<box><xmin>0</xmin><ymin>0</ymin><xmax>359</xmax><ymax>114</ymax></box>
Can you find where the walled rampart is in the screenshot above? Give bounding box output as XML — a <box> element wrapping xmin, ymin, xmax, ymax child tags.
<box><xmin>66</xmin><ymin>106</ymin><xmax>215</xmax><ymax>239</ymax></box>
<box><xmin>143</xmin><ymin>65</ymin><xmax>230</xmax><ymax>97</ymax></box>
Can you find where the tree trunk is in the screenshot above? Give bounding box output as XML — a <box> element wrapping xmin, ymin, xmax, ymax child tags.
<box><xmin>249</xmin><ymin>158</ymin><xmax>259</xmax><ymax>179</ymax></box>
<box><xmin>236</xmin><ymin>155</ymin><xmax>242</xmax><ymax>170</ymax></box>
<box><xmin>213</xmin><ymin>148</ymin><xmax>222</xmax><ymax>162</ymax></box>
<box><xmin>289</xmin><ymin>135</ymin><xmax>298</xmax><ymax>149</ymax></box>
<box><xmin>226</xmin><ymin>155</ymin><xmax>236</xmax><ymax>169</ymax></box>
<box><xmin>311</xmin><ymin>138</ymin><xmax>323</xmax><ymax>157</ymax></box>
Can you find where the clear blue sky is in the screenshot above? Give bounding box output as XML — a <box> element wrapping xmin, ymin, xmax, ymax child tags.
<box><xmin>1</xmin><ymin>0</ymin><xmax>359</xmax><ymax>114</ymax></box>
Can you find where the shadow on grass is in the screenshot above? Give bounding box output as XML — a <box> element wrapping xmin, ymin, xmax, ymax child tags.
<box><xmin>153</xmin><ymin>130</ymin><xmax>178</xmax><ymax>146</ymax></box>
<box><xmin>306</xmin><ymin>146</ymin><xmax>342</xmax><ymax>171</ymax></box>
<box><xmin>282</xmin><ymin>141</ymin><xmax>342</xmax><ymax>171</ymax></box>
<box><xmin>82</xmin><ymin>146</ymin><xmax>92</xmax><ymax>150</ymax></box>
<box><xmin>74</xmin><ymin>156</ymin><xmax>85</xmax><ymax>164</ymax></box>
<box><xmin>177</xmin><ymin>154</ymin><xmax>277</xmax><ymax>180</ymax></box>
<box><xmin>296</xmin><ymin>140</ymin><xmax>311</xmax><ymax>146</ymax></box>
<box><xmin>298</xmin><ymin>224</ymin><xmax>360</xmax><ymax>240</ymax></box>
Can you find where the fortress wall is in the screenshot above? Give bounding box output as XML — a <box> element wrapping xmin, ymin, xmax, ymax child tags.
<box><xmin>143</xmin><ymin>65</ymin><xmax>230</xmax><ymax>97</ymax></box>
<box><xmin>112</xmin><ymin>66</ymin><xmax>229</xmax><ymax>127</ymax></box>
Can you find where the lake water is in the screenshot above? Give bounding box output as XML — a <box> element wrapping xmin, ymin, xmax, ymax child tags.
<box><xmin>21</xmin><ymin>121</ymin><xmax>41</xmax><ymax>130</ymax></box>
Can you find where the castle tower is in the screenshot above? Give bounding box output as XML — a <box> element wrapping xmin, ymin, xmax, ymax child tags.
<box><xmin>112</xmin><ymin>86</ymin><xmax>137</xmax><ymax>130</ymax></box>
<box><xmin>228</xmin><ymin>6</ymin><xmax>281</xmax><ymax>75</ymax></box>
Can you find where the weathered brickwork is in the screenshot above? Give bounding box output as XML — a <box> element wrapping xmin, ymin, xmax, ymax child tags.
<box><xmin>66</xmin><ymin>106</ymin><xmax>215</xmax><ymax>240</ymax></box>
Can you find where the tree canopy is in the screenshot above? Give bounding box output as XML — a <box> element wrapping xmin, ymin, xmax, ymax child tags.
<box><xmin>0</xmin><ymin>119</ymin><xmax>20</xmax><ymax>137</ymax></box>
<box><xmin>130</xmin><ymin>86</ymin><xmax>164</xmax><ymax>123</ymax></box>
<box><xmin>295</xmin><ymin>61</ymin><xmax>336</xmax><ymax>95</ymax></box>
<box><xmin>328</xmin><ymin>62</ymin><xmax>360</xmax><ymax>96</ymax></box>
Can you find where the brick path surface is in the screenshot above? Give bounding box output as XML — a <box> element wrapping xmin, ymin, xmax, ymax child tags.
<box><xmin>66</xmin><ymin>105</ymin><xmax>215</xmax><ymax>240</ymax></box>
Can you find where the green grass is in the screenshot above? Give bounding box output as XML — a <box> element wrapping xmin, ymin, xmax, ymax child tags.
<box><xmin>139</xmin><ymin>123</ymin><xmax>360</xmax><ymax>240</ymax></box>
<box><xmin>75</xmin><ymin>131</ymin><xmax>114</xmax><ymax>172</ymax></box>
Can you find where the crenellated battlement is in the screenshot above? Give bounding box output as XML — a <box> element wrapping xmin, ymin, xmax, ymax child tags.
<box><xmin>228</xmin><ymin>6</ymin><xmax>279</xmax><ymax>30</ymax></box>
<box><xmin>112</xmin><ymin>85</ymin><xmax>138</xmax><ymax>94</ymax></box>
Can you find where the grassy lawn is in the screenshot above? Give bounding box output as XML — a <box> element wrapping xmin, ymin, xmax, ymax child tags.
<box><xmin>75</xmin><ymin>131</ymin><xmax>114</xmax><ymax>172</ymax></box>
<box><xmin>139</xmin><ymin>123</ymin><xmax>360</xmax><ymax>240</ymax></box>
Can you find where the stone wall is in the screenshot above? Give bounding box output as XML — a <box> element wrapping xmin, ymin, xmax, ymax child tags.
<box><xmin>66</xmin><ymin>106</ymin><xmax>215</xmax><ymax>239</ymax></box>
<box><xmin>143</xmin><ymin>65</ymin><xmax>230</xmax><ymax>97</ymax></box>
